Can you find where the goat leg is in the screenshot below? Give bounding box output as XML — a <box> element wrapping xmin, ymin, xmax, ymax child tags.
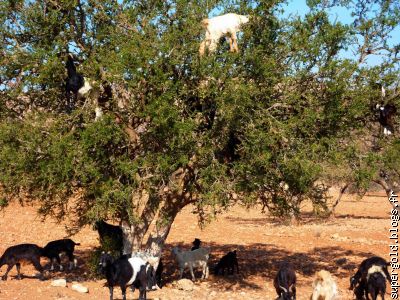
<box><xmin>2</xmin><ymin>264</ymin><xmax>14</xmax><ymax>280</ymax></box>
<box><xmin>50</xmin><ymin>258</ymin><xmax>56</xmax><ymax>271</ymax></box>
<box><xmin>229</xmin><ymin>37</ymin><xmax>234</xmax><ymax>52</ymax></box>
<box><xmin>189</xmin><ymin>264</ymin><xmax>196</xmax><ymax>281</ymax></box>
<box><xmin>139</xmin><ymin>286</ymin><xmax>146</xmax><ymax>300</ymax></box>
<box><xmin>232</xmin><ymin>35</ymin><xmax>239</xmax><ymax>53</ymax></box>
<box><xmin>383</xmin><ymin>266</ymin><xmax>392</xmax><ymax>284</ymax></box>
<box><xmin>366</xmin><ymin>291</ymin><xmax>372</xmax><ymax>300</ymax></box>
<box><xmin>201</xmin><ymin>264</ymin><xmax>206</xmax><ymax>279</ymax></box>
<box><xmin>121</xmin><ymin>286</ymin><xmax>127</xmax><ymax>300</ymax></box>
<box><xmin>32</xmin><ymin>257</ymin><xmax>44</xmax><ymax>280</ymax></box>
<box><xmin>67</xmin><ymin>252</ymin><xmax>75</xmax><ymax>270</ymax></box>
<box><xmin>57</xmin><ymin>256</ymin><xmax>63</xmax><ymax>271</ymax></box>
<box><xmin>109</xmin><ymin>286</ymin><xmax>114</xmax><ymax>300</ymax></box>
<box><xmin>16</xmin><ymin>263</ymin><xmax>22</xmax><ymax>280</ymax></box>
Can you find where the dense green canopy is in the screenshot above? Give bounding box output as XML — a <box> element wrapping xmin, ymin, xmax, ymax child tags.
<box><xmin>0</xmin><ymin>0</ymin><xmax>399</xmax><ymax>252</ymax></box>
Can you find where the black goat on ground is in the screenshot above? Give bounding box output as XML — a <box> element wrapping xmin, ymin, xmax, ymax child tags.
<box><xmin>191</xmin><ymin>238</ymin><xmax>201</xmax><ymax>251</ymax></box>
<box><xmin>94</xmin><ymin>220</ymin><xmax>123</xmax><ymax>254</ymax></box>
<box><xmin>274</xmin><ymin>263</ymin><xmax>296</xmax><ymax>300</ymax></box>
<box><xmin>0</xmin><ymin>244</ymin><xmax>44</xmax><ymax>281</ymax></box>
<box><xmin>376</xmin><ymin>103</ymin><xmax>396</xmax><ymax>136</ymax></box>
<box><xmin>99</xmin><ymin>252</ymin><xmax>153</xmax><ymax>300</ymax></box>
<box><xmin>214</xmin><ymin>250</ymin><xmax>239</xmax><ymax>275</ymax></box>
<box><xmin>42</xmin><ymin>238</ymin><xmax>80</xmax><ymax>271</ymax></box>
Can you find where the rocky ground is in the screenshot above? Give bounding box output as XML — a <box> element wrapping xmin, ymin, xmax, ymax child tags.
<box><xmin>0</xmin><ymin>189</ymin><xmax>394</xmax><ymax>299</ymax></box>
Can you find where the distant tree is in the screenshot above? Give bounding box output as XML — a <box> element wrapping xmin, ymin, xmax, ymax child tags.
<box><xmin>0</xmin><ymin>0</ymin><xmax>399</xmax><ymax>256</ymax></box>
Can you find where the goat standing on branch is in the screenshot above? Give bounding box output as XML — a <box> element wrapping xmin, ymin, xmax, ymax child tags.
<box><xmin>199</xmin><ymin>13</ymin><xmax>250</xmax><ymax>56</ymax></box>
<box><xmin>65</xmin><ymin>53</ymin><xmax>90</xmax><ymax>111</ymax></box>
<box><xmin>376</xmin><ymin>103</ymin><xmax>396</xmax><ymax>136</ymax></box>
<box><xmin>65</xmin><ymin>54</ymin><xmax>111</xmax><ymax>120</ymax></box>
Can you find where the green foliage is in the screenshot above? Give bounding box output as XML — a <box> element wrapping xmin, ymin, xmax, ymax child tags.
<box><xmin>0</xmin><ymin>0</ymin><xmax>399</xmax><ymax>233</ymax></box>
<box><xmin>86</xmin><ymin>248</ymin><xmax>105</xmax><ymax>279</ymax></box>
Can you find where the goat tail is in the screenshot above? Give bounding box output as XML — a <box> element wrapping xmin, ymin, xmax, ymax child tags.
<box><xmin>201</xmin><ymin>19</ymin><xmax>209</xmax><ymax>28</ymax></box>
<box><xmin>74</xmin><ymin>242</ymin><xmax>81</xmax><ymax>246</ymax></box>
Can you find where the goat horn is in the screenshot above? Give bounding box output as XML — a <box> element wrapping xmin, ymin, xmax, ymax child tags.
<box><xmin>279</xmin><ymin>285</ymin><xmax>288</xmax><ymax>293</ymax></box>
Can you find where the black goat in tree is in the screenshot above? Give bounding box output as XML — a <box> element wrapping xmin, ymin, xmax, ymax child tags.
<box><xmin>65</xmin><ymin>53</ymin><xmax>89</xmax><ymax>111</ymax></box>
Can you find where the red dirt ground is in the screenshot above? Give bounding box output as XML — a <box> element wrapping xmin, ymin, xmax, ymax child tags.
<box><xmin>0</xmin><ymin>189</ymin><xmax>395</xmax><ymax>299</ymax></box>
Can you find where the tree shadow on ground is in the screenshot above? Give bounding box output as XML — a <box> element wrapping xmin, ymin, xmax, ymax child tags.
<box><xmin>159</xmin><ymin>242</ymin><xmax>376</xmax><ymax>291</ymax></box>
<box><xmin>16</xmin><ymin>243</ymin><xmax>376</xmax><ymax>294</ymax></box>
<box><xmin>332</xmin><ymin>213</ymin><xmax>388</xmax><ymax>220</ymax></box>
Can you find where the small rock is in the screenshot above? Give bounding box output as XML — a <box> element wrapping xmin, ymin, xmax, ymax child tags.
<box><xmin>173</xmin><ymin>278</ymin><xmax>194</xmax><ymax>291</ymax></box>
<box><xmin>331</xmin><ymin>233</ymin><xmax>340</xmax><ymax>240</ymax></box>
<box><xmin>71</xmin><ymin>283</ymin><xmax>89</xmax><ymax>293</ymax></box>
<box><xmin>51</xmin><ymin>279</ymin><xmax>67</xmax><ymax>287</ymax></box>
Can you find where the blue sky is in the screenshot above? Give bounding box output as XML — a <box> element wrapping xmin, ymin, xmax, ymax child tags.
<box><xmin>281</xmin><ymin>0</ymin><xmax>400</xmax><ymax>66</ymax></box>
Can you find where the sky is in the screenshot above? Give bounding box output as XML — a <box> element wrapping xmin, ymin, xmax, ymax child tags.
<box><xmin>281</xmin><ymin>0</ymin><xmax>400</xmax><ymax>66</ymax></box>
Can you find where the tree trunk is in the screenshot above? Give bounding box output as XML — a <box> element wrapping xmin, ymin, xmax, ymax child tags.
<box><xmin>145</xmin><ymin>218</ymin><xmax>176</xmax><ymax>257</ymax></box>
<box><xmin>121</xmin><ymin>163</ymin><xmax>196</xmax><ymax>257</ymax></box>
<box><xmin>145</xmin><ymin>196</ymin><xmax>183</xmax><ymax>256</ymax></box>
<box><xmin>374</xmin><ymin>178</ymin><xmax>400</xmax><ymax>213</ymax></box>
<box><xmin>121</xmin><ymin>221</ymin><xmax>134</xmax><ymax>254</ymax></box>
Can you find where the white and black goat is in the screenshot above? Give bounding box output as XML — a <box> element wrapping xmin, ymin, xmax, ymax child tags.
<box><xmin>128</xmin><ymin>251</ymin><xmax>162</xmax><ymax>290</ymax></box>
<box><xmin>42</xmin><ymin>238</ymin><xmax>80</xmax><ymax>271</ymax></box>
<box><xmin>65</xmin><ymin>53</ymin><xmax>90</xmax><ymax>110</ymax></box>
<box><xmin>376</xmin><ymin>103</ymin><xmax>396</xmax><ymax>136</ymax></box>
<box><xmin>274</xmin><ymin>263</ymin><xmax>297</xmax><ymax>300</ymax></box>
<box><xmin>0</xmin><ymin>243</ymin><xmax>44</xmax><ymax>281</ymax></box>
<box><xmin>214</xmin><ymin>250</ymin><xmax>239</xmax><ymax>275</ymax></box>
<box><xmin>310</xmin><ymin>270</ymin><xmax>338</xmax><ymax>300</ymax></box>
<box><xmin>94</xmin><ymin>221</ymin><xmax>163</xmax><ymax>288</ymax></box>
<box><xmin>171</xmin><ymin>246</ymin><xmax>210</xmax><ymax>281</ymax></box>
<box><xmin>199</xmin><ymin>13</ymin><xmax>250</xmax><ymax>56</ymax></box>
<box><xmin>99</xmin><ymin>252</ymin><xmax>155</xmax><ymax>300</ymax></box>
<box><xmin>364</xmin><ymin>265</ymin><xmax>387</xmax><ymax>300</ymax></box>
<box><xmin>350</xmin><ymin>256</ymin><xmax>391</xmax><ymax>299</ymax></box>
<box><xmin>65</xmin><ymin>54</ymin><xmax>111</xmax><ymax>120</ymax></box>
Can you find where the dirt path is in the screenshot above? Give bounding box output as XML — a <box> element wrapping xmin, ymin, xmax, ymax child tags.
<box><xmin>0</xmin><ymin>190</ymin><xmax>394</xmax><ymax>299</ymax></box>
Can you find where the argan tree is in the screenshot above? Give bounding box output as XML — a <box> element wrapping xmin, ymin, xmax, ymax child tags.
<box><xmin>0</xmin><ymin>0</ymin><xmax>399</xmax><ymax>256</ymax></box>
